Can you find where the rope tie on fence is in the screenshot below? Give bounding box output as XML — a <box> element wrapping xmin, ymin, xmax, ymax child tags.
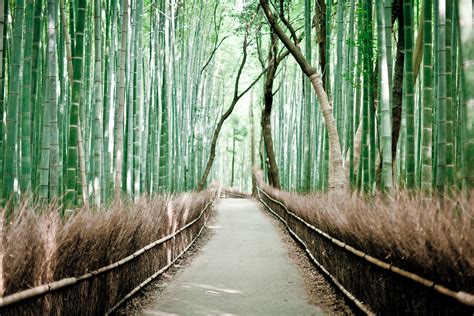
<box><xmin>257</xmin><ymin>187</ymin><xmax>474</xmax><ymax>308</ymax></box>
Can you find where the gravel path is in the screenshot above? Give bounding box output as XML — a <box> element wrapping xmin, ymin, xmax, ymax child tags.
<box><xmin>141</xmin><ymin>198</ymin><xmax>322</xmax><ymax>315</ymax></box>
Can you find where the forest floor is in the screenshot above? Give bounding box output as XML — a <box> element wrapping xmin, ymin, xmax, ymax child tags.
<box><xmin>121</xmin><ymin>198</ymin><xmax>351</xmax><ymax>315</ymax></box>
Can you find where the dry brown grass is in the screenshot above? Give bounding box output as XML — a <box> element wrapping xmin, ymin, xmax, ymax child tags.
<box><xmin>0</xmin><ymin>186</ymin><xmax>218</xmax><ymax>315</ymax></box>
<box><xmin>256</xmin><ymin>171</ymin><xmax>474</xmax><ymax>313</ymax></box>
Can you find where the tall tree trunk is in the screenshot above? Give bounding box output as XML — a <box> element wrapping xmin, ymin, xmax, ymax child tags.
<box><xmin>392</xmin><ymin>0</ymin><xmax>405</xmax><ymax>170</ymax></box>
<box><xmin>250</xmin><ymin>92</ymin><xmax>257</xmax><ymax>196</ymax></box>
<box><xmin>261</xmin><ymin>31</ymin><xmax>281</xmax><ymax>189</ymax></box>
<box><xmin>260</xmin><ymin>0</ymin><xmax>347</xmax><ymax>193</ymax></box>
<box><xmin>314</xmin><ymin>0</ymin><xmax>328</xmax><ymax>90</ymax></box>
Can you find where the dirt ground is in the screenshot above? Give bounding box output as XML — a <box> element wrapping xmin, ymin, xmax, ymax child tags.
<box><xmin>258</xmin><ymin>199</ymin><xmax>354</xmax><ymax>315</ymax></box>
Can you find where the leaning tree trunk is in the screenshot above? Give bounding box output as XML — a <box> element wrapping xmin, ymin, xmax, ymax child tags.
<box><xmin>197</xmin><ymin>19</ymin><xmax>268</xmax><ymax>191</ymax></box>
<box><xmin>260</xmin><ymin>0</ymin><xmax>347</xmax><ymax>193</ymax></box>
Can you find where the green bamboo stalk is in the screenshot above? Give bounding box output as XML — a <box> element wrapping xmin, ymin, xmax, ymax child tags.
<box><xmin>133</xmin><ymin>0</ymin><xmax>144</xmax><ymax>196</ymax></box>
<box><xmin>421</xmin><ymin>0</ymin><xmax>433</xmax><ymax>192</ymax></box>
<box><xmin>39</xmin><ymin>90</ymin><xmax>51</xmax><ymax>200</ymax></box>
<box><xmin>126</xmin><ymin>2</ymin><xmax>135</xmax><ymax>195</ymax></box>
<box><xmin>2</xmin><ymin>0</ymin><xmax>25</xmax><ymax>206</ymax></box>
<box><xmin>48</xmin><ymin>0</ymin><xmax>59</xmax><ymax>198</ymax></box>
<box><xmin>376</xmin><ymin>0</ymin><xmax>394</xmax><ymax>192</ymax></box>
<box><xmin>445</xmin><ymin>0</ymin><xmax>455</xmax><ymax>187</ymax></box>
<box><xmin>114</xmin><ymin>0</ymin><xmax>129</xmax><ymax>196</ymax></box>
<box><xmin>92</xmin><ymin>0</ymin><xmax>103</xmax><ymax>206</ymax></box>
<box><xmin>103</xmin><ymin>0</ymin><xmax>117</xmax><ymax>200</ymax></box>
<box><xmin>345</xmin><ymin>0</ymin><xmax>356</xmax><ymax>187</ymax></box>
<box><xmin>435</xmin><ymin>0</ymin><xmax>447</xmax><ymax>190</ymax></box>
<box><xmin>30</xmin><ymin>0</ymin><xmax>43</xmax><ymax>192</ymax></box>
<box><xmin>19</xmin><ymin>0</ymin><xmax>34</xmax><ymax>194</ymax></box>
<box><xmin>451</xmin><ymin>3</ymin><xmax>461</xmax><ymax>187</ymax></box>
<box><xmin>303</xmin><ymin>0</ymin><xmax>312</xmax><ymax>192</ymax></box>
<box><xmin>65</xmin><ymin>0</ymin><xmax>88</xmax><ymax>209</ymax></box>
<box><xmin>158</xmin><ymin>0</ymin><xmax>172</xmax><ymax>192</ymax></box>
<box><xmin>0</xmin><ymin>1</ymin><xmax>6</xmax><ymax>193</ymax></box>
<box><xmin>384</xmin><ymin>0</ymin><xmax>393</xmax><ymax>88</ymax></box>
<box><xmin>366</xmin><ymin>0</ymin><xmax>376</xmax><ymax>191</ymax></box>
<box><xmin>334</xmin><ymin>0</ymin><xmax>345</xmax><ymax>150</ymax></box>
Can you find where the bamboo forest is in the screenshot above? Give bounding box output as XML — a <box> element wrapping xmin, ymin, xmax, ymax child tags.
<box><xmin>0</xmin><ymin>0</ymin><xmax>473</xmax><ymax>314</ymax></box>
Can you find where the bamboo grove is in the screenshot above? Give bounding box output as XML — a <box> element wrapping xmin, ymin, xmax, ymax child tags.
<box><xmin>1</xmin><ymin>0</ymin><xmax>474</xmax><ymax>213</ymax></box>
<box><xmin>0</xmin><ymin>0</ymin><xmax>234</xmax><ymax>211</ymax></box>
<box><xmin>258</xmin><ymin>0</ymin><xmax>474</xmax><ymax>194</ymax></box>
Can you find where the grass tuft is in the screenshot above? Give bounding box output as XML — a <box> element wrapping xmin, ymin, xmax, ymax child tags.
<box><xmin>256</xmin><ymin>171</ymin><xmax>473</xmax><ymax>314</ymax></box>
<box><xmin>0</xmin><ymin>186</ymin><xmax>219</xmax><ymax>315</ymax></box>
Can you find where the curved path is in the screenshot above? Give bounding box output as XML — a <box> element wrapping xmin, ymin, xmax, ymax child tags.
<box><xmin>142</xmin><ymin>198</ymin><xmax>321</xmax><ymax>315</ymax></box>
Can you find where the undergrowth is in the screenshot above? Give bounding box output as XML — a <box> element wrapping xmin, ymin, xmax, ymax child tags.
<box><xmin>0</xmin><ymin>185</ymin><xmax>219</xmax><ymax>315</ymax></box>
<box><xmin>258</xmin><ymin>175</ymin><xmax>474</xmax><ymax>313</ymax></box>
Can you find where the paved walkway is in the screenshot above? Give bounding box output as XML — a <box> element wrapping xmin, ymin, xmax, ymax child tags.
<box><xmin>142</xmin><ymin>198</ymin><xmax>321</xmax><ymax>315</ymax></box>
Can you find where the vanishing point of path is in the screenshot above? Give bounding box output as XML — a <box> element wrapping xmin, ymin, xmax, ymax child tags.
<box><xmin>142</xmin><ymin>198</ymin><xmax>322</xmax><ymax>315</ymax></box>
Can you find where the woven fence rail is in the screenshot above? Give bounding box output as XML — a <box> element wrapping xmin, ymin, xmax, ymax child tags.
<box><xmin>0</xmin><ymin>197</ymin><xmax>217</xmax><ymax>315</ymax></box>
<box><xmin>257</xmin><ymin>187</ymin><xmax>474</xmax><ymax>315</ymax></box>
